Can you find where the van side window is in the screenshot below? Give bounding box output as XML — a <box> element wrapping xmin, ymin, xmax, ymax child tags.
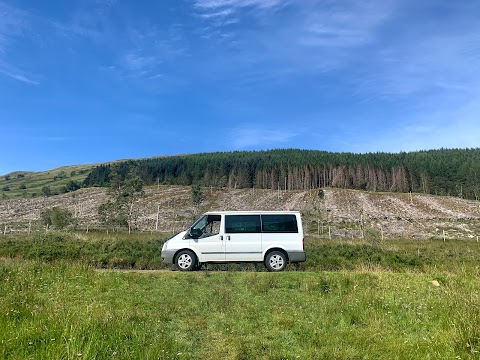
<box><xmin>261</xmin><ymin>215</ymin><xmax>298</xmax><ymax>233</ymax></box>
<box><xmin>225</xmin><ymin>215</ymin><xmax>261</xmax><ymax>233</ymax></box>
<box><xmin>204</xmin><ymin>215</ymin><xmax>221</xmax><ymax>237</ymax></box>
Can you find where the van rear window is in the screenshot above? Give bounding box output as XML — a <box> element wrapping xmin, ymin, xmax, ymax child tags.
<box><xmin>261</xmin><ymin>215</ymin><xmax>298</xmax><ymax>233</ymax></box>
<box><xmin>225</xmin><ymin>215</ymin><xmax>261</xmax><ymax>233</ymax></box>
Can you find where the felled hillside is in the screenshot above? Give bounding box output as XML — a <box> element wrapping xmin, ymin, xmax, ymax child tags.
<box><xmin>1</xmin><ymin>186</ymin><xmax>480</xmax><ymax>240</ymax></box>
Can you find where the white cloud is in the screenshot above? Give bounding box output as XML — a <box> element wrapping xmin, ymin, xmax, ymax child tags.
<box><xmin>298</xmin><ymin>0</ymin><xmax>393</xmax><ymax>49</ymax></box>
<box><xmin>0</xmin><ymin>66</ymin><xmax>39</xmax><ymax>85</ymax></box>
<box><xmin>230</xmin><ymin>124</ymin><xmax>299</xmax><ymax>148</ymax></box>
<box><xmin>356</xmin><ymin>33</ymin><xmax>480</xmax><ymax>101</ymax></box>
<box><xmin>122</xmin><ymin>53</ymin><xmax>156</xmax><ymax>72</ymax></box>
<box><xmin>115</xmin><ymin>24</ymin><xmax>187</xmax><ymax>80</ymax></box>
<box><xmin>194</xmin><ymin>0</ymin><xmax>285</xmax><ymax>11</ymax></box>
<box><xmin>192</xmin><ymin>0</ymin><xmax>396</xmax><ymax>80</ymax></box>
<box><xmin>198</xmin><ymin>8</ymin><xmax>234</xmax><ymax>18</ymax></box>
<box><xmin>194</xmin><ymin>0</ymin><xmax>287</xmax><ymax>33</ymax></box>
<box><xmin>0</xmin><ymin>2</ymin><xmax>39</xmax><ymax>85</ymax></box>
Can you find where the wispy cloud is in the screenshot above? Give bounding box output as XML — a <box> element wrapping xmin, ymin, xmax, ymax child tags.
<box><xmin>198</xmin><ymin>8</ymin><xmax>234</xmax><ymax>19</ymax></box>
<box><xmin>114</xmin><ymin>23</ymin><xmax>188</xmax><ymax>80</ymax></box>
<box><xmin>229</xmin><ymin>124</ymin><xmax>300</xmax><ymax>149</ymax></box>
<box><xmin>52</xmin><ymin>0</ymin><xmax>117</xmax><ymax>40</ymax></box>
<box><xmin>312</xmin><ymin>3</ymin><xmax>394</xmax><ymax>50</ymax></box>
<box><xmin>48</xmin><ymin>2</ymin><xmax>188</xmax><ymax>83</ymax></box>
<box><xmin>193</xmin><ymin>0</ymin><xmax>287</xmax><ymax>40</ymax></box>
<box><xmin>354</xmin><ymin>31</ymin><xmax>480</xmax><ymax>101</ymax></box>
<box><xmin>0</xmin><ymin>65</ymin><xmax>39</xmax><ymax>85</ymax></box>
<box><xmin>0</xmin><ymin>2</ymin><xmax>28</xmax><ymax>40</ymax></box>
<box><xmin>122</xmin><ymin>53</ymin><xmax>156</xmax><ymax>73</ymax></box>
<box><xmin>192</xmin><ymin>0</ymin><xmax>396</xmax><ymax>81</ymax></box>
<box><xmin>0</xmin><ymin>1</ymin><xmax>39</xmax><ymax>85</ymax></box>
<box><xmin>194</xmin><ymin>0</ymin><xmax>285</xmax><ymax>11</ymax></box>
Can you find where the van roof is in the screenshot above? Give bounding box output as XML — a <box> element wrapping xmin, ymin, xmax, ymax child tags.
<box><xmin>203</xmin><ymin>211</ymin><xmax>300</xmax><ymax>215</ymax></box>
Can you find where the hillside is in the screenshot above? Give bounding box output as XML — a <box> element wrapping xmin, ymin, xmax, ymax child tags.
<box><xmin>1</xmin><ymin>164</ymin><xmax>94</xmax><ymax>199</ymax></box>
<box><xmin>1</xmin><ymin>186</ymin><xmax>479</xmax><ymax>239</ymax></box>
<box><xmin>83</xmin><ymin>148</ymin><xmax>480</xmax><ymax>200</ymax></box>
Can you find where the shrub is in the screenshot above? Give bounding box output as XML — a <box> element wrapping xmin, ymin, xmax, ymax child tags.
<box><xmin>41</xmin><ymin>207</ymin><xmax>76</xmax><ymax>230</ymax></box>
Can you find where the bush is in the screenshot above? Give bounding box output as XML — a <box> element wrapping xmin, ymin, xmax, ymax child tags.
<box><xmin>41</xmin><ymin>207</ymin><xmax>76</xmax><ymax>230</ymax></box>
<box><xmin>42</xmin><ymin>186</ymin><xmax>51</xmax><ymax>197</ymax></box>
<box><xmin>65</xmin><ymin>180</ymin><xmax>81</xmax><ymax>192</ymax></box>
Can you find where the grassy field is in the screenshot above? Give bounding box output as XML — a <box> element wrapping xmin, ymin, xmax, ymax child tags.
<box><xmin>1</xmin><ymin>234</ymin><xmax>479</xmax><ymax>359</ymax></box>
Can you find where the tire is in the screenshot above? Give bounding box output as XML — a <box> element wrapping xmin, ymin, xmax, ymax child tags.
<box><xmin>175</xmin><ymin>250</ymin><xmax>197</xmax><ymax>271</ymax></box>
<box><xmin>264</xmin><ymin>251</ymin><xmax>287</xmax><ymax>272</ymax></box>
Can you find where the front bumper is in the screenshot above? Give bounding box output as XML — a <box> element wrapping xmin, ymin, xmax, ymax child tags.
<box><xmin>161</xmin><ymin>249</ymin><xmax>176</xmax><ymax>264</ymax></box>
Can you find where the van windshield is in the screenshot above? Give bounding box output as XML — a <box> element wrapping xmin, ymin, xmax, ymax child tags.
<box><xmin>188</xmin><ymin>214</ymin><xmax>221</xmax><ymax>238</ymax></box>
<box><xmin>191</xmin><ymin>215</ymin><xmax>208</xmax><ymax>232</ymax></box>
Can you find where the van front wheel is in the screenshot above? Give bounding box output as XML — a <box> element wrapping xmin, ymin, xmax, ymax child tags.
<box><xmin>175</xmin><ymin>250</ymin><xmax>197</xmax><ymax>271</ymax></box>
<box><xmin>265</xmin><ymin>251</ymin><xmax>287</xmax><ymax>272</ymax></box>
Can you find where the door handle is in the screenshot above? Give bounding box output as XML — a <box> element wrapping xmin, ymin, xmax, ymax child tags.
<box><xmin>227</xmin><ymin>235</ymin><xmax>231</xmax><ymax>241</ymax></box>
<box><xmin>220</xmin><ymin>235</ymin><xmax>223</xmax><ymax>241</ymax></box>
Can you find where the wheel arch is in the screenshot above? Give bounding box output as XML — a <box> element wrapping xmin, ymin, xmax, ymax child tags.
<box><xmin>174</xmin><ymin>248</ymin><xmax>200</xmax><ymax>264</ymax></box>
<box><xmin>264</xmin><ymin>247</ymin><xmax>289</xmax><ymax>262</ymax></box>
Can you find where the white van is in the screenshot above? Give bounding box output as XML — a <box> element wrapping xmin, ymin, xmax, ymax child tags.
<box><xmin>161</xmin><ymin>211</ymin><xmax>306</xmax><ymax>271</ymax></box>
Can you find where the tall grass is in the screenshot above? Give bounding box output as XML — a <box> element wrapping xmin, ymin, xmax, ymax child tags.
<box><xmin>0</xmin><ymin>232</ymin><xmax>167</xmax><ymax>269</ymax></box>
<box><xmin>1</xmin><ymin>232</ymin><xmax>479</xmax><ymax>273</ymax></box>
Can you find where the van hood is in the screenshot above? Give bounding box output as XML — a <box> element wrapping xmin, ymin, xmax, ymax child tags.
<box><xmin>166</xmin><ymin>230</ymin><xmax>187</xmax><ymax>241</ymax></box>
<box><xmin>163</xmin><ymin>230</ymin><xmax>188</xmax><ymax>249</ymax></box>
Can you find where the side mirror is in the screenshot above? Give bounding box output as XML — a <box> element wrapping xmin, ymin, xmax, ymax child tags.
<box><xmin>189</xmin><ymin>228</ymin><xmax>203</xmax><ymax>239</ymax></box>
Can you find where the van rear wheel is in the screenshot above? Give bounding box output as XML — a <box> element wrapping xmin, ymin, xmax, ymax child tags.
<box><xmin>265</xmin><ymin>251</ymin><xmax>287</xmax><ymax>272</ymax></box>
<box><xmin>175</xmin><ymin>250</ymin><xmax>197</xmax><ymax>271</ymax></box>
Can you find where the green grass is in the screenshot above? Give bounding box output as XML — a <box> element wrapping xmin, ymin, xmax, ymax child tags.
<box><xmin>1</xmin><ymin>232</ymin><xmax>480</xmax><ymax>273</ymax></box>
<box><xmin>0</xmin><ymin>232</ymin><xmax>167</xmax><ymax>269</ymax></box>
<box><xmin>1</xmin><ymin>234</ymin><xmax>480</xmax><ymax>358</ymax></box>
<box><xmin>0</xmin><ymin>261</ymin><xmax>479</xmax><ymax>359</ymax></box>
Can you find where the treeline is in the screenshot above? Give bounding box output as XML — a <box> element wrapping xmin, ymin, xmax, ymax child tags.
<box><xmin>83</xmin><ymin>149</ymin><xmax>480</xmax><ymax>199</ymax></box>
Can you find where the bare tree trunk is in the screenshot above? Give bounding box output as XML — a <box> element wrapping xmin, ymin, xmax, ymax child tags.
<box><xmin>155</xmin><ymin>204</ymin><xmax>160</xmax><ymax>231</ymax></box>
<box><xmin>128</xmin><ymin>202</ymin><xmax>134</xmax><ymax>234</ymax></box>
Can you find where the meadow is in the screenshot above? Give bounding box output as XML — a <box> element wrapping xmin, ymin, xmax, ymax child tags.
<box><xmin>0</xmin><ymin>233</ymin><xmax>479</xmax><ymax>359</ymax></box>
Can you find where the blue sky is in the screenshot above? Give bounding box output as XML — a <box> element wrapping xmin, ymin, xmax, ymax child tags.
<box><xmin>1</xmin><ymin>0</ymin><xmax>479</xmax><ymax>174</ymax></box>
